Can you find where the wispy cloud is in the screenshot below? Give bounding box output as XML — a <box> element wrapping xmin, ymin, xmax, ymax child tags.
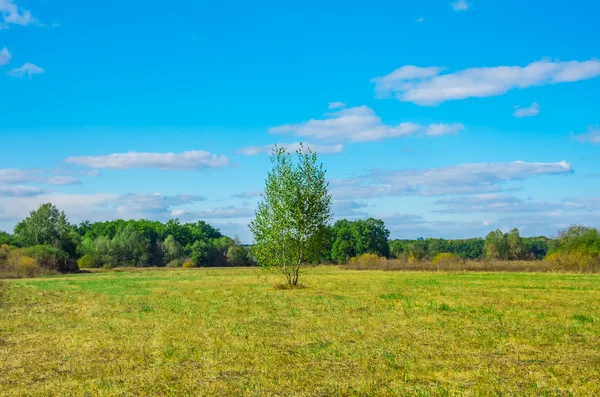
<box><xmin>237</xmin><ymin>142</ymin><xmax>345</xmax><ymax>156</ymax></box>
<box><xmin>170</xmin><ymin>206</ymin><xmax>254</xmax><ymax>220</ymax></box>
<box><xmin>105</xmin><ymin>193</ymin><xmax>207</xmax><ymax>218</ymax></box>
<box><xmin>47</xmin><ymin>176</ymin><xmax>82</xmax><ymax>185</ymax></box>
<box><xmin>0</xmin><ymin>0</ymin><xmax>37</xmax><ymax>28</ymax></box>
<box><xmin>0</xmin><ymin>168</ymin><xmax>85</xmax><ymax>197</ymax></box>
<box><xmin>331</xmin><ymin>160</ymin><xmax>573</xmax><ymax>199</ymax></box>
<box><xmin>64</xmin><ymin>150</ymin><xmax>230</xmax><ymax>170</ymax></box>
<box><xmin>269</xmin><ymin>105</ymin><xmax>464</xmax><ymax>142</ymax></box>
<box><xmin>372</xmin><ymin>59</ymin><xmax>600</xmax><ymax>105</ymax></box>
<box><xmin>230</xmin><ymin>191</ymin><xmax>262</xmax><ymax>199</ymax></box>
<box><xmin>331</xmin><ymin>200</ymin><xmax>370</xmax><ymax>219</ymax></box>
<box><xmin>0</xmin><ymin>47</ymin><xmax>11</xmax><ymax>65</ymax></box>
<box><xmin>513</xmin><ymin>102</ymin><xmax>540</xmax><ymax>118</ymax></box>
<box><xmin>7</xmin><ymin>62</ymin><xmax>44</xmax><ymax>78</ymax></box>
<box><xmin>451</xmin><ymin>0</ymin><xmax>470</xmax><ymax>11</ymax></box>
<box><xmin>0</xmin><ymin>185</ymin><xmax>47</xmax><ymax>197</ymax></box>
<box><xmin>416</xmin><ymin>17</ymin><xmax>425</xmax><ymax>23</ymax></box>
<box><xmin>573</xmin><ymin>125</ymin><xmax>600</xmax><ymax>144</ymax></box>
<box><xmin>434</xmin><ymin>194</ymin><xmax>560</xmax><ymax>214</ymax></box>
<box><xmin>328</xmin><ymin>101</ymin><xmax>346</xmax><ymax>109</ymax></box>
<box><xmin>0</xmin><ymin>168</ymin><xmax>82</xmax><ymax>186</ymax></box>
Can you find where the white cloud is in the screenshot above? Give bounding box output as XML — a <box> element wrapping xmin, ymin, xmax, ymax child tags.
<box><xmin>451</xmin><ymin>0</ymin><xmax>470</xmax><ymax>11</ymax></box>
<box><xmin>64</xmin><ymin>150</ymin><xmax>230</xmax><ymax>170</ymax></box>
<box><xmin>237</xmin><ymin>142</ymin><xmax>345</xmax><ymax>156</ymax></box>
<box><xmin>331</xmin><ymin>160</ymin><xmax>573</xmax><ymax>199</ymax></box>
<box><xmin>0</xmin><ymin>0</ymin><xmax>36</xmax><ymax>28</ymax></box>
<box><xmin>7</xmin><ymin>62</ymin><xmax>44</xmax><ymax>78</ymax></box>
<box><xmin>416</xmin><ymin>17</ymin><xmax>425</xmax><ymax>23</ymax></box>
<box><xmin>0</xmin><ymin>185</ymin><xmax>47</xmax><ymax>197</ymax></box>
<box><xmin>269</xmin><ymin>106</ymin><xmax>464</xmax><ymax>142</ymax></box>
<box><xmin>0</xmin><ymin>192</ymin><xmax>247</xmax><ymax>232</ymax></box>
<box><xmin>424</xmin><ymin>123</ymin><xmax>464</xmax><ymax>136</ymax></box>
<box><xmin>372</xmin><ymin>59</ymin><xmax>600</xmax><ymax>105</ymax></box>
<box><xmin>573</xmin><ymin>125</ymin><xmax>600</xmax><ymax>144</ymax></box>
<box><xmin>0</xmin><ymin>168</ymin><xmax>39</xmax><ymax>184</ymax></box>
<box><xmin>513</xmin><ymin>102</ymin><xmax>540</xmax><ymax>118</ymax></box>
<box><xmin>0</xmin><ymin>193</ymin><xmax>118</xmax><ymax>231</ymax></box>
<box><xmin>331</xmin><ymin>200</ymin><xmax>370</xmax><ymax>219</ymax></box>
<box><xmin>0</xmin><ymin>168</ymin><xmax>83</xmax><ymax>186</ymax></box>
<box><xmin>104</xmin><ymin>193</ymin><xmax>207</xmax><ymax>218</ymax></box>
<box><xmin>328</xmin><ymin>101</ymin><xmax>346</xmax><ymax>109</ymax></box>
<box><xmin>434</xmin><ymin>194</ymin><xmax>561</xmax><ymax>213</ymax></box>
<box><xmin>0</xmin><ymin>47</ymin><xmax>11</xmax><ymax>65</ymax></box>
<box><xmin>562</xmin><ymin>197</ymin><xmax>600</xmax><ymax>211</ymax></box>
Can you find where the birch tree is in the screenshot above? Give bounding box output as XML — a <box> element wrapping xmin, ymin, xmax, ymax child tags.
<box><xmin>250</xmin><ymin>145</ymin><xmax>331</xmax><ymax>286</ymax></box>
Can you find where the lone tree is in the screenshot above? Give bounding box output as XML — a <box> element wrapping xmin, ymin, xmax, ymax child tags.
<box><xmin>250</xmin><ymin>145</ymin><xmax>332</xmax><ymax>286</ymax></box>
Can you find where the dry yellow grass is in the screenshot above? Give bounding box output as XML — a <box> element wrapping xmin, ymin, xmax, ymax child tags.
<box><xmin>343</xmin><ymin>257</ymin><xmax>600</xmax><ymax>273</ymax></box>
<box><xmin>1</xmin><ymin>267</ymin><xmax>599</xmax><ymax>395</ymax></box>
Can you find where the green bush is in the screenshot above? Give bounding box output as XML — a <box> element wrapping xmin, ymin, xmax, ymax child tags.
<box><xmin>550</xmin><ymin>225</ymin><xmax>600</xmax><ymax>256</ymax></box>
<box><xmin>182</xmin><ymin>261</ymin><xmax>197</xmax><ymax>268</ymax></box>
<box><xmin>77</xmin><ymin>255</ymin><xmax>101</xmax><ymax>269</ymax></box>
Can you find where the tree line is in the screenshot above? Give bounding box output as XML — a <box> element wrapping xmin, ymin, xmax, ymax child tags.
<box><xmin>1</xmin><ymin>201</ymin><xmax>599</xmax><ymax>276</ymax></box>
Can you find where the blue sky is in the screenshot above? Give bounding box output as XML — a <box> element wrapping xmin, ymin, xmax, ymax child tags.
<box><xmin>1</xmin><ymin>0</ymin><xmax>599</xmax><ymax>242</ymax></box>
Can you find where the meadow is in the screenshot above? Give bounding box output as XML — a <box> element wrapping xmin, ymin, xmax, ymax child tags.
<box><xmin>1</xmin><ymin>267</ymin><xmax>599</xmax><ymax>396</ymax></box>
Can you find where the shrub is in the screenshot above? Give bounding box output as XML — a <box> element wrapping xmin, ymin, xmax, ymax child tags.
<box><xmin>167</xmin><ymin>258</ymin><xmax>184</xmax><ymax>268</ymax></box>
<box><xmin>432</xmin><ymin>253</ymin><xmax>460</xmax><ymax>266</ymax></box>
<box><xmin>78</xmin><ymin>255</ymin><xmax>101</xmax><ymax>269</ymax></box>
<box><xmin>0</xmin><ymin>244</ymin><xmax>9</xmax><ymax>262</ymax></box>
<box><xmin>544</xmin><ymin>252</ymin><xmax>600</xmax><ymax>272</ymax></box>
<box><xmin>18</xmin><ymin>245</ymin><xmax>77</xmax><ymax>273</ymax></box>
<box><xmin>350</xmin><ymin>253</ymin><xmax>384</xmax><ymax>268</ymax></box>
<box><xmin>182</xmin><ymin>261</ymin><xmax>197</xmax><ymax>268</ymax></box>
<box><xmin>15</xmin><ymin>255</ymin><xmax>41</xmax><ymax>278</ymax></box>
<box><xmin>0</xmin><ymin>251</ymin><xmax>43</xmax><ymax>278</ymax></box>
<box><xmin>550</xmin><ymin>225</ymin><xmax>600</xmax><ymax>256</ymax></box>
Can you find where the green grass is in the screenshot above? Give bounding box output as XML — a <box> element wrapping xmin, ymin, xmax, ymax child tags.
<box><xmin>1</xmin><ymin>267</ymin><xmax>600</xmax><ymax>396</ymax></box>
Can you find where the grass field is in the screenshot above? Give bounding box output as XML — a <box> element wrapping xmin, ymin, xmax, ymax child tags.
<box><xmin>1</xmin><ymin>267</ymin><xmax>599</xmax><ymax>396</ymax></box>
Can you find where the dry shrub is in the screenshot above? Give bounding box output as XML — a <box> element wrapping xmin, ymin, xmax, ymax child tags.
<box><xmin>182</xmin><ymin>261</ymin><xmax>197</xmax><ymax>269</ymax></box>
<box><xmin>349</xmin><ymin>254</ymin><xmax>386</xmax><ymax>269</ymax></box>
<box><xmin>15</xmin><ymin>256</ymin><xmax>41</xmax><ymax>278</ymax></box>
<box><xmin>167</xmin><ymin>259</ymin><xmax>184</xmax><ymax>268</ymax></box>
<box><xmin>0</xmin><ymin>251</ymin><xmax>44</xmax><ymax>279</ymax></box>
<box><xmin>544</xmin><ymin>252</ymin><xmax>600</xmax><ymax>272</ymax></box>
